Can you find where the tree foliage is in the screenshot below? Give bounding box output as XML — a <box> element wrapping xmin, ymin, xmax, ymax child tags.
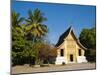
<box><xmin>79</xmin><ymin>27</ymin><xmax>96</xmax><ymax>49</ymax></box>
<box><xmin>25</xmin><ymin>9</ymin><xmax>48</xmax><ymax>42</ymax></box>
<box><xmin>12</xmin><ymin>11</ymin><xmax>25</xmax><ymax>27</ymax></box>
<box><xmin>12</xmin><ymin>11</ymin><xmax>26</xmax><ymax>65</ymax></box>
<box><xmin>79</xmin><ymin>27</ymin><xmax>96</xmax><ymax>62</ymax></box>
<box><xmin>12</xmin><ymin>9</ymin><xmax>56</xmax><ymax>66</ymax></box>
<box><xmin>38</xmin><ymin>42</ymin><xmax>57</xmax><ymax>64</ymax></box>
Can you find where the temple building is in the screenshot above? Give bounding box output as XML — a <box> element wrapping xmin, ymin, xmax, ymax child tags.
<box><xmin>55</xmin><ymin>26</ymin><xmax>87</xmax><ymax>64</ymax></box>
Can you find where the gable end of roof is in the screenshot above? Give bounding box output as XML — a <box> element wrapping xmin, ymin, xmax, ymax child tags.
<box><xmin>55</xmin><ymin>26</ymin><xmax>72</xmax><ymax>47</ymax></box>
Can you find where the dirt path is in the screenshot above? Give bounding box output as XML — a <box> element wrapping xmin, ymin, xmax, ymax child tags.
<box><xmin>11</xmin><ymin>63</ymin><xmax>96</xmax><ymax>74</ymax></box>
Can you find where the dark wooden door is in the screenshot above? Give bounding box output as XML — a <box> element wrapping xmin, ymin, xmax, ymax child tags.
<box><xmin>70</xmin><ymin>54</ymin><xmax>73</xmax><ymax>62</ymax></box>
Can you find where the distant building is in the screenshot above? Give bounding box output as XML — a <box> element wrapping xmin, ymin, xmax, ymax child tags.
<box><xmin>55</xmin><ymin>26</ymin><xmax>87</xmax><ymax>65</ymax></box>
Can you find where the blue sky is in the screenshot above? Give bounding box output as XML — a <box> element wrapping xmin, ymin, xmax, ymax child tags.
<box><xmin>12</xmin><ymin>1</ymin><xmax>96</xmax><ymax>44</ymax></box>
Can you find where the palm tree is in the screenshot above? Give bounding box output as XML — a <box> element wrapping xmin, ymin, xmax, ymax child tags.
<box><xmin>12</xmin><ymin>11</ymin><xmax>25</xmax><ymax>27</ymax></box>
<box><xmin>25</xmin><ymin>9</ymin><xmax>48</xmax><ymax>42</ymax></box>
<box><xmin>12</xmin><ymin>11</ymin><xmax>25</xmax><ymax>41</ymax></box>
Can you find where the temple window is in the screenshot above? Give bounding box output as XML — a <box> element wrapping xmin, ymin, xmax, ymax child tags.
<box><xmin>79</xmin><ymin>49</ymin><xmax>81</xmax><ymax>56</ymax></box>
<box><xmin>60</xmin><ymin>49</ymin><xmax>64</xmax><ymax>56</ymax></box>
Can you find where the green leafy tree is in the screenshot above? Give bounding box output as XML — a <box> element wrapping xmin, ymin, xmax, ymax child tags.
<box><xmin>22</xmin><ymin>41</ymin><xmax>36</xmax><ymax>65</ymax></box>
<box><xmin>79</xmin><ymin>27</ymin><xmax>96</xmax><ymax>62</ymax></box>
<box><xmin>12</xmin><ymin>12</ymin><xmax>36</xmax><ymax>65</ymax></box>
<box><xmin>79</xmin><ymin>27</ymin><xmax>96</xmax><ymax>49</ymax></box>
<box><xmin>12</xmin><ymin>11</ymin><xmax>26</xmax><ymax>65</ymax></box>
